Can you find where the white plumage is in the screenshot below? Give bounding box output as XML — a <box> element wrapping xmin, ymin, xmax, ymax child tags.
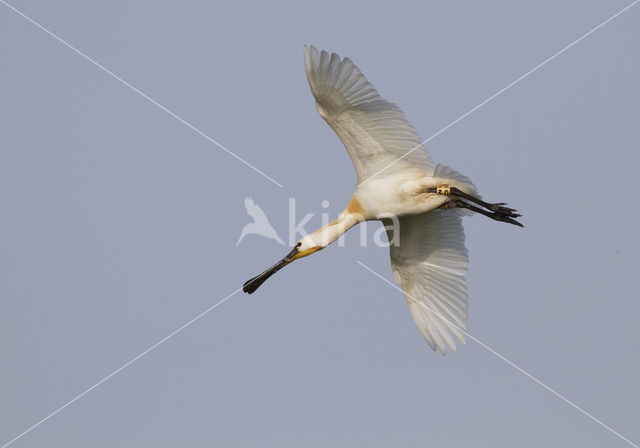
<box><xmin>304</xmin><ymin>46</ymin><xmax>475</xmax><ymax>353</ymax></box>
<box><xmin>386</xmin><ymin>210</ymin><xmax>469</xmax><ymax>352</ymax></box>
<box><xmin>243</xmin><ymin>46</ymin><xmax>522</xmax><ymax>354</ymax></box>
<box><xmin>303</xmin><ymin>45</ymin><xmax>434</xmax><ymax>180</ymax></box>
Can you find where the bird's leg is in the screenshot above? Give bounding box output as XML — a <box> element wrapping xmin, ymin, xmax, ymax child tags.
<box><xmin>449</xmin><ymin>187</ymin><xmax>520</xmax><ymax>218</ymax></box>
<box><xmin>428</xmin><ymin>185</ymin><xmax>521</xmax><ymax>220</ymax></box>
<box><xmin>439</xmin><ymin>199</ymin><xmax>524</xmax><ymax>227</ymax></box>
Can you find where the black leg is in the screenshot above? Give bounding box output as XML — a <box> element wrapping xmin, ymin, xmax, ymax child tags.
<box><xmin>427</xmin><ymin>185</ymin><xmax>522</xmax><ymax>220</ymax></box>
<box><xmin>439</xmin><ymin>199</ymin><xmax>524</xmax><ymax>227</ymax></box>
<box><xmin>448</xmin><ymin>187</ymin><xmax>520</xmax><ymax>218</ymax></box>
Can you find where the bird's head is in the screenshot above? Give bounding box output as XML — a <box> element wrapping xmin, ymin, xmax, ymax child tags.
<box><xmin>292</xmin><ymin>235</ymin><xmax>324</xmax><ymax>260</ymax></box>
<box><xmin>242</xmin><ymin>237</ymin><xmax>323</xmax><ymax>294</ymax></box>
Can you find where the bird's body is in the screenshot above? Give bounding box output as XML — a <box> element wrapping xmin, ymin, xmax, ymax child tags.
<box><xmin>243</xmin><ymin>46</ymin><xmax>522</xmax><ymax>354</ymax></box>
<box><xmin>351</xmin><ymin>167</ymin><xmax>473</xmax><ymax>219</ymax></box>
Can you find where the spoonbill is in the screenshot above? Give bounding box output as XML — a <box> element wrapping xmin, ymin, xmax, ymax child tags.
<box><xmin>243</xmin><ymin>46</ymin><xmax>522</xmax><ymax>354</ymax></box>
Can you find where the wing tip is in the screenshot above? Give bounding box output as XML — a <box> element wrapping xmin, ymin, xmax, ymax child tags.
<box><xmin>303</xmin><ymin>45</ymin><xmax>382</xmax><ymax>110</ymax></box>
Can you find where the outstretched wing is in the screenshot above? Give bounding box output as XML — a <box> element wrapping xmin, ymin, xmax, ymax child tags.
<box><xmin>304</xmin><ymin>45</ymin><xmax>434</xmax><ymax>182</ymax></box>
<box><xmin>385</xmin><ymin>210</ymin><xmax>469</xmax><ymax>354</ymax></box>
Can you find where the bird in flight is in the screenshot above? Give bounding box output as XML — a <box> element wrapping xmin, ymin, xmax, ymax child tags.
<box><xmin>243</xmin><ymin>46</ymin><xmax>522</xmax><ymax>354</ymax></box>
<box><xmin>236</xmin><ymin>197</ymin><xmax>284</xmax><ymax>246</ymax></box>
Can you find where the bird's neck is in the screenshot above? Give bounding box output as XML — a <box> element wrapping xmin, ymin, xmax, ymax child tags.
<box><xmin>307</xmin><ymin>209</ymin><xmax>362</xmax><ymax>249</ymax></box>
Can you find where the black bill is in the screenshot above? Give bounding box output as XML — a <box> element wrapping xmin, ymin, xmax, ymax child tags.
<box><xmin>243</xmin><ymin>246</ymin><xmax>299</xmax><ymax>294</ymax></box>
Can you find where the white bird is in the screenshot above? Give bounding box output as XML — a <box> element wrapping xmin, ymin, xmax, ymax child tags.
<box><xmin>243</xmin><ymin>46</ymin><xmax>522</xmax><ymax>354</ymax></box>
<box><xmin>236</xmin><ymin>197</ymin><xmax>285</xmax><ymax>246</ymax></box>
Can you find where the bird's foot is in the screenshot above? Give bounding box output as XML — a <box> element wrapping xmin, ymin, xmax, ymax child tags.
<box><xmin>439</xmin><ymin>199</ymin><xmax>524</xmax><ymax>227</ymax></box>
<box><xmin>488</xmin><ymin>202</ymin><xmax>521</xmax><ymax>218</ymax></box>
<box><xmin>489</xmin><ymin>209</ymin><xmax>524</xmax><ymax>227</ymax></box>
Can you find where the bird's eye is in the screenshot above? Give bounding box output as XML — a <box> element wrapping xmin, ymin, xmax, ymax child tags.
<box><xmin>297</xmin><ymin>242</ymin><xmax>302</xmax><ymax>247</ymax></box>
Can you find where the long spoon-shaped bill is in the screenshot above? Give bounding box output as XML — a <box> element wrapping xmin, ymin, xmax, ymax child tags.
<box><xmin>243</xmin><ymin>247</ymin><xmax>299</xmax><ymax>294</ymax></box>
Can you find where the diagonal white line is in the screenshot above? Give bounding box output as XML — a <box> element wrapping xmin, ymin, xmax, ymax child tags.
<box><xmin>358</xmin><ymin>0</ymin><xmax>640</xmax><ymax>187</ymax></box>
<box><xmin>0</xmin><ymin>0</ymin><xmax>283</xmax><ymax>188</ymax></box>
<box><xmin>0</xmin><ymin>287</ymin><xmax>243</xmax><ymax>448</ymax></box>
<box><xmin>2</xmin><ymin>0</ymin><xmax>638</xmax><ymax>446</ymax></box>
<box><xmin>357</xmin><ymin>260</ymin><xmax>639</xmax><ymax>448</ymax></box>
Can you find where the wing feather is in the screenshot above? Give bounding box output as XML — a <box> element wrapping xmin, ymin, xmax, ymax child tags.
<box><xmin>304</xmin><ymin>45</ymin><xmax>434</xmax><ymax>181</ymax></box>
<box><xmin>386</xmin><ymin>210</ymin><xmax>469</xmax><ymax>354</ymax></box>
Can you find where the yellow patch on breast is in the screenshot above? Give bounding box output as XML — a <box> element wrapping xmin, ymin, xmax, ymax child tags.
<box><xmin>346</xmin><ymin>196</ymin><xmax>366</xmax><ymax>217</ymax></box>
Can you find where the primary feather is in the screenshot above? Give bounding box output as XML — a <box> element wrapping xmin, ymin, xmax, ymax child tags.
<box><xmin>304</xmin><ymin>45</ymin><xmax>434</xmax><ymax>181</ymax></box>
<box><xmin>386</xmin><ymin>211</ymin><xmax>469</xmax><ymax>354</ymax></box>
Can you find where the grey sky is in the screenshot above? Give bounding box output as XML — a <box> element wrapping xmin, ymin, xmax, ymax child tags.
<box><xmin>1</xmin><ymin>1</ymin><xmax>639</xmax><ymax>447</ymax></box>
